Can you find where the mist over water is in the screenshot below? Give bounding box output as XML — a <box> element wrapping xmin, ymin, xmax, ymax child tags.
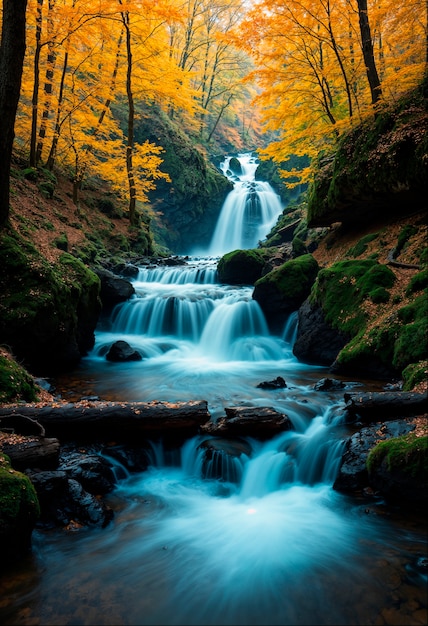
<box><xmin>1</xmin><ymin>154</ymin><xmax>426</xmax><ymax>626</ymax></box>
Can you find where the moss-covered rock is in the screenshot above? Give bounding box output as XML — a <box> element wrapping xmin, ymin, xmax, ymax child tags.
<box><xmin>0</xmin><ymin>452</ymin><xmax>40</xmax><ymax>567</ymax></box>
<box><xmin>217</xmin><ymin>249</ymin><xmax>267</xmax><ymax>284</ymax></box>
<box><xmin>253</xmin><ymin>254</ymin><xmax>319</xmax><ymax>318</ymax></box>
<box><xmin>0</xmin><ymin>228</ymin><xmax>101</xmax><ymax>375</ymax></box>
<box><xmin>366</xmin><ymin>432</ymin><xmax>428</xmax><ymax>508</ymax></box>
<box><xmin>0</xmin><ymin>349</ymin><xmax>40</xmax><ymax>403</ymax></box>
<box><xmin>306</xmin><ymin>259</ymin><xmax>427</xmax><ymax>378</ymax></box>
<box><xmin>307</xmin><ymin>79</ymin><xmax>428</xmax><ymax>228</ymax></box>
<box><xmin>402</xmin><ymin>360</ymin><xmax>428</xmax><ymax>391</ymax></box>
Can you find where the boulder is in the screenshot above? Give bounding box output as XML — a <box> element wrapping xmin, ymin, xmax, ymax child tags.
<box><xmin>217</xmin><ymin>249</ymin><xmax>266</xmax><ymax>285</ymax></box>
<box><xmin>293</xmin><ymin>298</ymin><xmax>350</xmax><ymax>366</ymax></box>
<box><xmin>252</xmin><ymin>254</ymin><xmax>319</xmax><ymax>320</ymax></box>
<box><xmin>0</xmin><ymin>453</ymin><xmax>40</xmax><ymax>566</ymax></box>
<box><xmin>106</xmin><ymin>340</ymin><xmax>142</xmax><ymax>362</ymax></box>
<box><xmin>94</xmin><ymin>267</ymin><xmax>135</xmax><ymax>308</ymax></box>
<box><xmin>333</xmin><ymin>418</ymin><xmax>417</xmax><ymax>494</ymax></box>
<box><xmin>26</xmin><ymin>469</ymin><xmax>113</xmax><ymax>529</ymax></box>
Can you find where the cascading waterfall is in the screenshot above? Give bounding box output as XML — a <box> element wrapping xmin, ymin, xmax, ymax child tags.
<box><xmin>2</xmin><ymin>154</ymin><xmax>426</xmax><ymax>626</ymax></box>
<box><xmin>206</xmin><ymin>153</ymin><xmax>284</xmax><ymax>255</ymax></box>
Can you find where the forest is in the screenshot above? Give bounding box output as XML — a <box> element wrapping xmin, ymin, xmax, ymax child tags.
<box><xmin>1</xmin><ymin>0</ymin><xmax>426</xmax><ymax>226</ymax></box>
<box><xmin>0</xmin><ymin>3</ymin><xmax>427</xmax><ymax>625</ymax></box>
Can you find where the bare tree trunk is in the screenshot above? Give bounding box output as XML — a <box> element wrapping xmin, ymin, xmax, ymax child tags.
<box><xmin>356</xmin><ymin>0</ymin><xmax>382</xmax><ymax>106</ymax></box>
<box><xmin>30</xmin><ymin>0</ymin><xmax>44</xmax><ymax>167</ymax></box>
<box><xmin>121</xmin><ymin>10</ymin><xmax>137</xmax><ymax>226</ymax></box>
<box><xmin>0</xmin><ymin>0</ymin><xmax>28</xmax><ymax>227</ymax></box>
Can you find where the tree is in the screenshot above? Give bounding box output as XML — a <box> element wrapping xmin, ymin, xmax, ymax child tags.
<box><xmin>356</xmin><ymin>0</ymin><xmax>382</xmax><ymax>106</ymax></box>
<box><xmin>0</xmin><ymin>0</ymin><xmax>28</xmax><ymax>227</ymax></box>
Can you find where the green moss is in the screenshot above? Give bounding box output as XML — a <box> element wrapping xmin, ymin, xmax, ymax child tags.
<box><xmin>0</xmin><ymin>229</ymin><xmax>100</xmax><ymax>372</ymax></box>
<box><xmin>311</xmin><ymin>259</ymin><xmax>395</xmax><ymax>336</ymax></box>
<box><xmin>393</xmin><ymin>295</ymin><xmax>428</xmax><ymax>369</ymax></box>
<box><xmin>395</xmin><ymin>224</ymin><xmax>418</xmax><ymax>257</ymax></box>
<box><xmin>218</xmin><ymin>249</ymin><xmax>267</xmax><ymax>284</ymax></box>
<box><xmin>336</xmin><ymin>290</ymin><xmax>428</xmax><ymax>375</ymax></box>
<box><xmin>402</xmin><ymin>360</ymin><xmax>428</xmax><ymax>391</ymax></box>
<box><xmin>54</xmin><ymin>233</ymin><xmax>68</xmax><ymax>251</ymax></box>
<box><xmin>346</xmin><ymin>232</ymin><xmax>379</xmax><ymax>258</ymax></box>
<box><xmin>255</xmin><ymin>253</ymin><xmax>319</xmax><ymax>299</ymax></box>
<box><xmin>0</xmin><ymin>352</ymin><xmax>40</xmax><ymax>403</ymax></box>
<box><xmin>406</xmin><ymin>270</ymin><xmax>428</xmax><ymax>295</ymax></box>
<box><xmin>291</xmin><ymin>236</ymin><xmax>307</xmax><ymax>257</ymax></box>
<box><xmin>366</xmin><ymin>433</ymin><xmax>428</xmax><ymax>479</ymax></box>
<box><xmin>0</xmin><ymin>453</ymin><xmax>40</xmax><ymax>523</ymax></box>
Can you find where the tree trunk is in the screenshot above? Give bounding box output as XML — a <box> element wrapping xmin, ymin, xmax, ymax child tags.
<box><xmin>344</xmin><ymin>391</ymin><xmax>428</xmax><ymax>422</ymax></box>
<box><xmin>0</xmin><ymin>0</ymin><xmax>28</xmax><ymax>227</ymax></box>
<box><xmin>30</xmin><ymin>0</ymin><xmax>44</xmax><ymax>167</ymax></box>
<box><xmin>0</xmin><ymin>400</ymin><xmax>211</xmax><ymax>440</ymax></box>
<box><xmin>356</xmin><ymin>0</ymin><xmax>382</xmax><ymax>106</ymax></box>
<box><xmin>122</xmin><ymin>11</ymin><xmax>137</xmax><ymax>226</ymax></box>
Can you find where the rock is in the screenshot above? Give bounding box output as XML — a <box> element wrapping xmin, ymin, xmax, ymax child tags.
<box><xmin>0</xmin><ymin>453</ymin><xmax>40</xmax><ymax>567</ymax></box>
<box><xmin>94</xmin><ymin>267</ymin><xmax>135</xmax><ymax>308</ymax></box>
<box><xmin>333</xmin><ymin>418</ymin><xmax>417</xmax><ymax>494</ymax></box>
<box><xmin>253</xmin><ymin>254</ymin><xmax>319</xmax><ymax>321</ymax></box>
<box><xmin>257</xmin><ymin>376</ymin><xmax>287</xmax><ymax>389</ymax></box>
<box><xmin>217</xmin><ymin>249</ymin><xmax>266</xmax><ymax>285</ymax></box>
<box><xmin>106</xmin><ymin>340</ymin><xmax>142</xmax><ymax>362</ymax></box>
<box><xmin>293</xmin><ymin>298</ymin><xmax>350</xmax><ymax>366</ymax></box>
<box><xmin>58</xmin><ymin>450</ymin><xmax>116</xmax><ymax>495</ymax></box>
<box><xmin>202</xmin><ymin>406</ymin><xmax>293</xmax><ymax>438</ymax></box>
<box><xmin>26</xmin><ymin>469</ymin><xmax>113</xmax><ymax>529</ymax></box>
<box><xmin>197</xmin><ymin>438</ymin><xmax>252</xmax><ymax>483</ymax></box>
<box><xmin>314</xmin><ymin>377</ymin><xmax>345</xmax><ymax>391</ymax></box>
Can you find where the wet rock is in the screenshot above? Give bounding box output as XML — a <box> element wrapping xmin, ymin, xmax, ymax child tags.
<box><xmin>314</xmin><ymin>377</ymin><xmax>345</xmax><ymax>391</ymax></box>
<box><xmin>257</xmin><ymin>376</ymin><xmax>287</xmax><ymax>389</ymax></box>
<box><xmin>202</xmin><ymin>406</ymin><xmax>293</xmax><ymax>439</ymax></box>
<box><xmin>333</xmin><ymin>418</ymin><xmax>417</xmax><ymax>494</ymax></box>
<box><xmin>26</xmin><ymin>469</ymin><xmax>113</xmax><ymax>529</ymax></box>
<box><xmin>106</xmin><ymin>340</ymin><xmax>142</xmax><ymax>362</ymax></box>
<box><xmin>58</xmin><ymin>450</ymin><xmax>116</xmax><ymax>495</ymax></box>
<box><xmin>94</xmin><ymin>267</ymin><xmax>135</xmax><ymax>307</ymax></box>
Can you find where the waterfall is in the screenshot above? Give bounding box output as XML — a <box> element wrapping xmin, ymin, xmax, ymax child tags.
<box><xmin>206</xmin><ymin>153</ymin><xmax>283</xmax><ymax>256</ymax></box>
<box><xmin>3</xmin><ymin>154</ymin><xmax>426</xmax><ymax>626</ymax></box>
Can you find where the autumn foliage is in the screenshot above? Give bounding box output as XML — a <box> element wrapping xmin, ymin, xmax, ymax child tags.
<box><xmin>233</xmin><ymin>0</ymin><xmax>427</xmax><ymax>184</ymax></box>
<box><xmin>2</xmin><ymin>0</ymin><xmax>427</xmax><ymax>205</ymax></box>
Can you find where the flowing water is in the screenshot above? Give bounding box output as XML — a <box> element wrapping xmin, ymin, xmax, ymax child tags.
<box><xmin>0</xmin><ymin>154</ymin><xmax>426</xmax><ymax>626</ymax></box>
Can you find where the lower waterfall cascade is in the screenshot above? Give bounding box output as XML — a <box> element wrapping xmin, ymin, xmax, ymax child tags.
<box><xmin>0</xmin><ymin>154</ymin><xmax>426</xmax><ymax>626</ymax></box>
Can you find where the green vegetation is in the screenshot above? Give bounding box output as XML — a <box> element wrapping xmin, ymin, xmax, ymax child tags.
<box><xmin>311</xmin><ymin>259</ymin><xmax>396</xmax><ymax>336</ymax></box>
<box><xmin>402</xmin><ymin>360</ymin><xmax>428</xmax><ymax>391</ymax></box>
<box><xmin>0</xmin><ymin>350</ymin><xmax>40</xmax><ymax>403</ymax></box>
<box><xmin>366</xmin><ymin>432</ymin><xmax>428</xmax><ymax>479</ymax></box>
<box><xmin>346</xmin><ymin>232</ymin><xmax>379</xmax><ymax>258</ymax></box>
<box><xmin>254</xmin><ymin>253</ymin><xmax>319</xmax><ymax>308</ymax></box>
<box><xmin>0</xmin><ymin>229</ymin><xmax>100</xmax><ymax>373</ymax></box>
<box><xmin>0</xmin><ymin>453</ymin><xmax>40</xmax><ymax>522</ymax></box>
<box><xmin>217</xmin><ymin>248</ymin><xmax>267</xmax><ymax>284</ymax></box>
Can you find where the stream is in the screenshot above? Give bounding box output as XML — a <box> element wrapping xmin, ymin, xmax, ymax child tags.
<box><xmin>0</xmin><ymin>154</ymin><xmax>426</xmax><ymax>626</ymax></box>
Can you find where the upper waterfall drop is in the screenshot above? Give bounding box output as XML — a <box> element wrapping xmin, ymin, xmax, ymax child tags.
<box><xmin>206</xmin><ymin>153</ymin><xmax>284</xmax><ymax>257</ymax></box>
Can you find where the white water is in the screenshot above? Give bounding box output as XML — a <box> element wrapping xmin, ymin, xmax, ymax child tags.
<box><xmin>1</xmin><ymin>154</ymin><xmax>426</xmax><ymax>626</ymax></box>
<box><xmin>205</xmin><ymin>153</ymin><xmax>283</xmax><ymax>255</ymax></box>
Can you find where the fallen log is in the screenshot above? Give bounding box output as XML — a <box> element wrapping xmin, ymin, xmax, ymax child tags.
<box><xmin>201</xmin><ymin>406</ymin><xmax>293</xmax><ymax>438</ymax></box>
<box><xmin>0</xmin><ymin>434</ymin><xmax>60</xmax><ymax>470</ymax></box>
<box><xmin>0</xmin><ymin>400</ymin><xmax>211</xmax><ymax>440</ymax></box>
<box><xmin>344</xmin><ymin>391</ymin><xmax>428</xmax><ymax>423</ymax></box>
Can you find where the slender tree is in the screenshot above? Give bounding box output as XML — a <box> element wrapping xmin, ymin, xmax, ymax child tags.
<box><xmin>356</xmin><ymin>0</ymin><xmax>382</xmax><ymax>105</ymax></box>
<box><xmin>0</xmin><ymin>0</ymin><xmax>28</xmax><ymax>227</ymax></box>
